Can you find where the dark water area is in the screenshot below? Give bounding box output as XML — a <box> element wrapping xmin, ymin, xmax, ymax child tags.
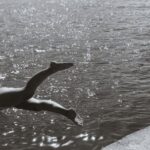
<box><xmin>1</xmin><ymin>0</ymin><xmax>150</xmax><ymax>149</ymax></box>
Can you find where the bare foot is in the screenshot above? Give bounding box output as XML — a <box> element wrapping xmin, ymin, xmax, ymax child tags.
<box><xmin>67</xmin><ymin>109</ymin><xmax>83</xmax><ymax>126</ymax></box>
<box><xmin>50</xmin><ymin>62</ymin><xmax>74</xmax><ymax>72</ymax></box>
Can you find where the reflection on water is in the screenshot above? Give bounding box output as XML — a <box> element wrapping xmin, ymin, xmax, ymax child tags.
<box><xmin>0</xmin><ymin>110</ymin><xmax>99</xmax><ymax>149</ymax></box>
<box><xmin>0</xmin><ymin>74</ymin><xmax>7</xmax><ymax>80</ymax></box>
<box><xmin>75</xmin><ymin>132</ymin><xmax>97</xmax><ymax>142</ymax></box>
<box><xmin>1</xmin><ymin>0</ymin><xmax>150</xmax><ymax>149</ymax></box>
<box><xmin>3</xmin><ymin>129</ymin><xmax>15</xmax><ymax>136</ymax></box>
<box><xmin>32</xmin><ymin>135</ymin><xmax>60</xmax><ymax>148</ymax></box>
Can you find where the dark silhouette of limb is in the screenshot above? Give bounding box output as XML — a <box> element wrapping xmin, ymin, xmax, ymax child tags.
<box><xmin>0</xmin><ymin>62</ymin><xmax>83</xmax><ymax>126</ymax></box>
<box><xmin>16</xmin><ymin>98</ymin><xmax>83</xmax><ymax>126</ymax></box>
<box><xmin>0</xmin><ymin>62</ymin><xmax>73</xmax><ymax>107</ymax></box>
<box><xmin>23</xmin><ymin>62</ymin><xmax>73</xmax><ymax>100</ymax></box>
<box><xmin>0</xmin><ymin>87</ymin><xmax>24</xmax><ymax>107</ymax></box>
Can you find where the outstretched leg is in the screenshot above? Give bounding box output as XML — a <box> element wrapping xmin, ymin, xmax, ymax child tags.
<box><xmin>16</xmin><ymin>98</ymin><xmax>83</xmax><ymax>126</ymax></box>
<box><xmin>0</xmin><ymin>62</ymin><xmax>73</xmax><ymax>107</ymax></box>
<box><xmin>23</xmin><ymin>62</ymin><xmax>73</xmax><ymax>100</ymax></box>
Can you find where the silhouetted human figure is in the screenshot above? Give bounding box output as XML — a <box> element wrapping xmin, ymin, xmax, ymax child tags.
<box><xmin>0</xmin><ymin>62</ymin><xmax>83</xmax><ymax>126</ymax></box>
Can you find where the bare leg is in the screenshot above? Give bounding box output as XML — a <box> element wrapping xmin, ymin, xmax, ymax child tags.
<box><xmin>0</xmin><ymin>87</ymin><xmax>25</xmax><ymax>107</ymax></box>
<box><xmin>0</xmin><ymin>62</ymin><xmax>73</xmax><ymax>107</ymax></box>
<box><xmin>16</xmin><ymin>98</ymin><xmax>83</xmax><ymax>126</ymax></box>
<box><xmin>22</xmin><ymin>62</ymin><xmax>73</xmax><ymax>100</ymax></box>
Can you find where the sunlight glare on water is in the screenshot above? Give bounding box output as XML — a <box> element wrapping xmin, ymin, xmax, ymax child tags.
<box><xmin>1</xmin><ymin>0</ymin><xmax>150</xmax><ymax>149</ymax></box>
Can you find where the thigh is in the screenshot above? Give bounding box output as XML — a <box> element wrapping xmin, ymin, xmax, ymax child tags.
<box><xmin>15</xmin><ymin>101</ymin><xmax>40</xmax><ymax>111</ymax></box>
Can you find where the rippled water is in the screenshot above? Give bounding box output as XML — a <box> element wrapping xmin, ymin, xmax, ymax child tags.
<box><xmin>1</xmin><ymin>0</ymin><xmax>150</xmax><ymax>149</ymax></box>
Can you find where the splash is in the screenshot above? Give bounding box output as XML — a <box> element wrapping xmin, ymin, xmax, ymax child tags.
<box><xmin>0</xmin><ymin>74</ymin><xmax>7</xmax><ymax>80</ymax></box>
<box><xmin>75</xmin><ymin>114</ymin><xmax>84</xmax><ymax>126</ymax></box>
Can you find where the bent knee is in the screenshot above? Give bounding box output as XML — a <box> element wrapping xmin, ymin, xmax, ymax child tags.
<box><xmin>22</xmin><ymin>90</ymin><xmax>35</xmax><ymax>100</ymax></box>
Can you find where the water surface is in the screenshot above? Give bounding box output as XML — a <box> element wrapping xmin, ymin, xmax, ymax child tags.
<box><xmin>1</xmin><ymin>0</ymin><xmax>150</xmax><ymax>149</ymax></box>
